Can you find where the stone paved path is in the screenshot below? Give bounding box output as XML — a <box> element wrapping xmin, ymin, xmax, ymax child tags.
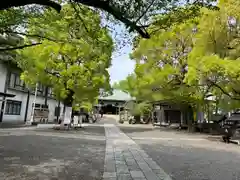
<box><xmin>103</xmin><ymin>124</ymin><xmax>172</xmax><ymax>180</ymax></box>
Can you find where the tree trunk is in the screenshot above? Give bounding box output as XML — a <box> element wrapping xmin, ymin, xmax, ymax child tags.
<box><xmin>187</xmin><ymin>105</ymin><xmax>194</xmax><ymax>132</ymax></box>
<box><xmin>44</xmin><ymin>87</ymin><xmax>48</xmax><ymax>106</ymax></box>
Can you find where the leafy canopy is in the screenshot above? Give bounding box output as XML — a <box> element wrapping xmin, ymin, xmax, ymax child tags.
<box><xmin>116</xmin><ymin>0</ymin><xmax>240</xmax><ymax>112</ymax></box>
<box><xmin>17</xmin><ymin>4</ymin><xmax>114</xmax><ymax>106</ymax></box>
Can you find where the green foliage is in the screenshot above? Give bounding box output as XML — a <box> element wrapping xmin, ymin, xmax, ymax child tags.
<box><xmin>119</xmin><ymin>0</ymin><xmax>240</xmax><ymax>112</ymax></box>
<box><xmin>130</xmin><ymin>20</ymin><xmax>201</xmax><ymax>105</ymax></box>
<box><xmin>17</xmin><ymin>4</ymin><xmax>114</xmax><ymax>106</ymax></box>
<box><xmin>1</xmin><ymin>0</ymin><xmax>219</xmax><ymax>41</ymax></box>
<box><xmin>185</xmin><ymin>0</ymin><xmax>240</xmax><ymax>109</ymax></box>
<box><xmin>131</xmin><ymin>102</ymin><xmax>152</xmax><ymax>116</ymax></box>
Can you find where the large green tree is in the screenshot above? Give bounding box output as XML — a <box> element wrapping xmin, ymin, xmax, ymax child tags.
<box><xmin>117</xmin><ymin>0</ymin><xmax>240</xmax><ymax>114</ymax></box>
<box><xmin>17</xmin><ymin>4</ymin><xmax>113</xmax><ymax>108</ymax></box>
<box><xmin>185</xmin><ymin>0</ymin><xmax>240</xmax><ymax>111</ymax></box>
<box><xmin>124</xmin><ymin>21</ymin><xmax>203</xmax><ymax>106</ymax></box>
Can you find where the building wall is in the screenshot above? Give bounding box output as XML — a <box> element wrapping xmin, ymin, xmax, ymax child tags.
<box><xmin>0</xmin><ymin>63</ymin><xmax>64</xmax><ymax>123</ymax></box>
<box><xmin>0</xmin><ymin>62</ymin><xmax>7</xmax><ymax>111</ymax></box>
<box><xmin>0</xmin><ymin>62</ymin><xmax>7</xmax><ymax>93</ymax></box>
<box><xmin>98</xmin><ymin>100</ymin><xmax>125</xmax><ymax>106</ymax></box>
<box><xmin>4</xmin><ymin>90</ymin><xmax>64</xmax><ymax>122</ymax></box>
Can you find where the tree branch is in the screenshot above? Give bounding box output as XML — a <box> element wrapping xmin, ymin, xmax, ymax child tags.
<box><xmin>0</xmin><ymin>42</ymin><xmax>41</xmax><ymax>51</ymax></box>
<box><xmin>70</xmin><ymin>2</ymin><xmax>89</xmax><ymax>33</ymax></box>
<box><xmin>0</xmin><ymin>0</ymin><xmax>61</xmax><ymax>12</ymax></box>
<box><xmin>44</xmin><ymin>69</ymin><xmax>61</xmax><ymax>77</ymax></box>
<box><xmin>135</xmin><ymin>0</ymin><xmax>156</xmax><ymax>24</ymax></box>
<box><xmin>2</xmin><ymin>30</ymin><xmax>62</xmax><ymax>43</ymax></box>
<box><xmin>74</xmin><ymin>0</ymin><xmax>150</xmax><ymax>38</ymax></box>
<box><xmin>232</xmin><ymin>87</ymin><xmax>240</xmax><ymax>95</ymax></box>
<box><xmin>207</xmin><ymin>79</ymin><xmax>240</xmax><ymax>100</ymax></box>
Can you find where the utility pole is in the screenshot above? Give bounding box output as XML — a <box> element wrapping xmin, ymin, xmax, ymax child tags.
<box><xmin>24</xmin><ymin>89</ymin><xmax>30</xmax><ymax>122</ymax></box>
<box><xmin>0</xmin><ymin>69</ymin><xmax>10</xmax><ymax>123</ymax></box>
<box><xmin>26</xmin><ymin>83</ymin><xmax>38</xmax><ymax>125</ymax></box>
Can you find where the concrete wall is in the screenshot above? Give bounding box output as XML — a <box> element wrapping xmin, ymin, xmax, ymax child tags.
<box><xmin>0</xmin><ymin>62</ymin><xmax>7</xmax><ymax>112</ymax></box>
<box><xmin>0</xmin><ymin>62</ymin><xmax>7</xmax><ymax>93</ymax></box>
<box><xmin>4</xmin><ymin>89</ymin><xmax>64</xmax><ymax>123</ymax></box>
<box><xmin>0</xmin><ymin>63</ymin><xmax>64</xmax><ymax>123</ymax></box>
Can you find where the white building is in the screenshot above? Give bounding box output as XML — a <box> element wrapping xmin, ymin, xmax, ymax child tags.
<box><xmin>0</xmin><ymin>61</ymin><xmax>64</xmax><ymax>123</ymax></box>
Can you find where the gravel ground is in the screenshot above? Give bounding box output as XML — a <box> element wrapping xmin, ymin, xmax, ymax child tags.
<box><xmin>0</xmin><ymin>126</ymin><xmax>105</xmax><ymax>180</ymax></box>
<box><xmin>120</xmin><ymin>126</ymin><xmax>240</xmax><ymax>180</ymax></box>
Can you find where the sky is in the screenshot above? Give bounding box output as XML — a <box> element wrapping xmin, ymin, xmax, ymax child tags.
<box><xmin>108</xmin><ymin>45</ymin><xmax>135</xmax><ymax>85</ymax></box>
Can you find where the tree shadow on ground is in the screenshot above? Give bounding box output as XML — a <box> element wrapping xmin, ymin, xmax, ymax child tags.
<box><xmin>36</xmin><ymin>125</ymin><xmax>105</xmax><ymax>136</ymax></box>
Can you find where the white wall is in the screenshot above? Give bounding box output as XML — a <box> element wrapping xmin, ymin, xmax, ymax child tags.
<box><xmin>0</xmin><ymin>62</ymin><xmax>7</xmax><ymax>111</ymax></box>
<box><xmin>0</xmin><ymin>63</ymin><xmax>64</xmax><ymax>123</ymax></box>
<box><xmin>3</xmin><ymin>89</ymin><xmax>62</xmax><ymax>123</ymax></box>
<box><xmin>0</xmin><ymin>63</ymin><xmax>7</xmax><ymax>92</ymax></box>
<box><xmin>3</xmin><ymin>90</ymin><xmax>28</xmax><ymax>122</ymax></box>
<box><xmin>47</xmin><ymin>98</ymin><xmax>64</xmax><ymax>121</ymax></box>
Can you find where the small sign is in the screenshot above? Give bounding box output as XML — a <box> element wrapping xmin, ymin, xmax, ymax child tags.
<box><xmin>63</xmin><ymin>107</ymin><xmax>72</xmax><ymax>124</ymax></box>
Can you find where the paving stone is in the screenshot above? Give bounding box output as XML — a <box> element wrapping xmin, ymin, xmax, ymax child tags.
<box><xmin>123</xmin><ymin>153</ymin><xmax>133</xmax><ymax>158</ymax></box>
<box><xmin>105</xmin><ymin>154</ymin><xmax>115</xmax><ymax>160</ymax></box>
<box><xmin>104</xmin><ymin>161</ymin><xmax>116</xmax><ymax>172</ymax></box>
<box><xmin>103</xmin><ymin>178</ymin><xmax>117</xmax><ymax>180</ymax></box>
<box><xmin>103</xmin><ymin>172</ymin><xmax>117</xmax><ymax>178</ymax></box>
<box><xmin>128</xmin><ymin>165</ymin><xmax>141</xmax><ymax>171</ymax></box>
<box><xmin>142</xmin><ymin>171</ymin><xmax>159</xmax><ymax>180</ymax></box>
<box><xmin>116</xmin><ymin>165</ymin><xmax>129</xmax><ymax>174</ymax></box>
<box><xmin>133</xmin><ymin>155</ymin><xmax>144</xmax><ymax>161</ymax></box>
<box><xmin>155</xmin><ymin>172</ymin><xmax>170</xmax><ymax>180</ymax></box>
<box><xmin>106</xmin><ymin>150</ymin><xmax>114</xmax><ymax>153</ymax></box>
<box><xmin>152</xmin><ymin>169</ymin><xmax>164</xmax><ymax>174</ymax></box>
<box><xmin>126</xmin><ymin>158</ymin><xmax>137</xmax><ymax>165</ymax></box>
<box><xmin>103</xmin><ymin>124</ymin><xmax>171</xmax><ymax>180</ymax></box>
<box><xmin>117</xmin><ymin>173</ymin><xmax>133</xmax><ymax>180</ymax></box>
<box><xmin>137</xmin><ymin>162</ymin><xmax>152</xmax><ymax>172</ymax></box>
<box><xmin>140</xmin><ymin>153</ymin><xmax>150</xmax><ymax>158</ymax></box>
<box><xmin>116</xmin><ymin>160</ymin><xmax>127</xmax><ymax>165</ymax></box>
<box><xmin>115</xmin><ymin>157</ymin><xmax>125</xmax><ymax>161</ymax></box>
<box><xmin>145</xmin><ymin>160</ymin><xmax>161</xmax><ymax>170</ymax></box>
<box><xmin>130</xmin><ymin>170</ymin><xmax>145</xmax><ymax>178</ymax></box>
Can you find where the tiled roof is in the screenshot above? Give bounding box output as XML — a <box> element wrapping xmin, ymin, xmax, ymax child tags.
<box><xmin>99</xmin><ymin>89</ymin><xmax>135</xmax><ymax>101</ymax></box>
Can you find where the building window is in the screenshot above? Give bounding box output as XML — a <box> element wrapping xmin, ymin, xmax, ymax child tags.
<box><xmin>8</xmin><ymin>73</ymin><xmax>25</xmax><ymax>90</ymax></box>
<box><xmin>5</xmin><ymin>100</ymin><xmax>22</xmax><ymax>115</ymax></box>
<box><xmin>48</xmin><ymin>88</ymin><xmax>54</xmax><ymax>97</ymax></box>
<box><xmin>37</xmin><ymin>83</ymin><xmax>44</xmax><ymax>95</ymax></box>
<box><xmin>54</xmin><ymin>106</ymin><xmax>61</xmax><ymax>116</ymax></box>
<box><xmin>32</xmin><ymin>103</ymin><xmax>48</xmax><ymax>109</ymax></box>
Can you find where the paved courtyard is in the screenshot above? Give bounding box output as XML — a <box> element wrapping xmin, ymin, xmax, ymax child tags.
<box><xmin>1</xmin><ymin>116</ymin><xmax>240</xmax><ymax>180</ymax></box>
<box><xmin>0</xmin><ymin>126</ymin><xmax>106</xmax><ymax>180</ymax></box>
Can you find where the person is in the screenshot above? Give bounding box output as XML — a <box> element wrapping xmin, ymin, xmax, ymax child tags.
<box><xmin>86</xmin><ymin>112</ymin><xmax>89</xmax><ymax>122</ymax></box>
<box><xmin>100</xmin><ymin>109</ymin><xmax>103</xmax><ymax>118</ymax></box>
<box><xmin>223</xmin><ymin>121</ymin><xmax>238</xmax><ymax>143</ymax></box>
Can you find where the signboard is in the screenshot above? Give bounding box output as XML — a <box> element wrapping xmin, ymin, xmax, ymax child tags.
<box><xmin>63</xmin><ymin>107</ymin><xmax>72</xmax><ymax>124</ymax></box>
<box><xmin>73</xmin><ymin>116</ymin><xmax>79</xmax><ymax>125</ymax></box>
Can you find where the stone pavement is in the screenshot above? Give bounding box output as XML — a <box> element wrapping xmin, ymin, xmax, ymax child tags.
<box><xmin>103</xmin><ymin>124</ymin><xmax>172</xmax><ymax>180</ymax></box>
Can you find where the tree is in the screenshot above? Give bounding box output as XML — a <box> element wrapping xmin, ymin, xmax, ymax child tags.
<box><xmin>0</xmin><ymin>6</ymin><xmax>49</xmax><ymax>51</ymax></box>
<box><xmin>0</xmin><ymin>0</ymin><xmax>218</xmax><ymax>39</ymax></box>
<box><xmin>130</xmin><ymin>20</ymin><xmax>207</xmax><ymax>105</ymax></box>
<box><xmin>114</xmin><ymin>0</ymin><xmax>240</xmax><ymax>127</ymax></box>
<box><xmin>17</xmin><ymin>4</ymin><xmax>113</xmax><ymax>110</ymax></box>
<box><xmin>185</xmin><ymin>0</ymin><xmax>240</xmax><ymax>111</ymax></box>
